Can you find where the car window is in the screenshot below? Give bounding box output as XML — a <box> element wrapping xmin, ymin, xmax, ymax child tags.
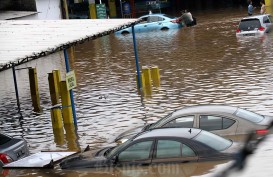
<box><xmin>199</xmin><ymin>115</ymin><xmax>235</xmax><ymax>131</ymax></box>
<box><xmin>140</xmin><ymin>17</ymin><xmax>148</xmax><ymax>24</ymax></box>
<box><xmin>193</xmin><ymin>130</ymin><xmax>232</xmax><ymax>151</ymax></box>
<box><xmin>235</xmin><ymin>108</ymin><xmax>264</xmax><ymax>123</ymax></box>
<box><xmin>239</xmin><ymin>19</ymin><xmax>261</xmax><ymax>31</ymax></box>
<box><xmin>263</xmin><ymin>16</ymin><xmax>270</xmax><ymax>24</ymax></box>
<box><xmin>156</xmin><ymin>140</ymin><xmax>181</xmax><ymax>158</ymax></box>
<box><xmin>148</xmin><ymin>16</ymin><xmax>164</xmax><ymax>23</ymax></box>
<box><xmin>149</xmin><ymin>112</ymin><xmax>174</xmax><ymax>129</ymax></box>
<box><xmin>118</xmin><ymin>141</ymin><xmax>153</xmax><ymax>161</ymax></box>
<box><xmin>156</xmin><ymin>140</ymin><xmax>196</xmax><ymax>158</ymax></box>
<box><xmin>182</xmin><ymin>144</ymin><xmax>196</xmax><ymax>157</ymax></box>
<box><xmin>0</xmin><ymin>134</ymin><xmax>11</xmax><ymax>145</ymax></box>
<box><xmin>162</xmin><ymin>116</ymin><xmax>194</xmax><ymax>128</ymax></box>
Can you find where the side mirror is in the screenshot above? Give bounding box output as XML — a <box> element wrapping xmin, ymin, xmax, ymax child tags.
<box><xmin>111</xmin><ymin>156</ymin><xmax>118</xmax><ymax>164</ymax></box>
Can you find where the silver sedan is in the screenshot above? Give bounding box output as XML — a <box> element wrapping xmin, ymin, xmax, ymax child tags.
<box><xmin>115</xmin><ymin>105</ymin><xmax>273</xmax><ymax>144</ymax></box>
<box><xmin>0</xmin><ymin>133</ymin><xmax>29</xmax><ymax>167</ymax></box>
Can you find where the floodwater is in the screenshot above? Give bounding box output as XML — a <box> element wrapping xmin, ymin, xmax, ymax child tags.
<box><xmin>1</xmin><ymin>7</ymin><xmax>273</xmax><ymax>177</ymax></box>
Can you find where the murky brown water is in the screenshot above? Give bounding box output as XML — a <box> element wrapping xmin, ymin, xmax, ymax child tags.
<box><xmin>1</xmin><ymin>7</ymin><xmax>273</xmax><ymax>177</ymax></box>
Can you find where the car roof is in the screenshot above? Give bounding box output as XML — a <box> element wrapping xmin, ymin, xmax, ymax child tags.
<box><xmin>134</xmin><ymin>128</ymin><xmax>201</xmax><ymax>140</ymax></box>
<box><xmin>140</xmin><ymin>13</ymin><xmax>166</xmax><ymax>17</ymax></box>
<box><xmin>170</xmin><ymin>104</ymin><xmax>238</xmax><ymax>118</ymax></box>
<box><xmin>241</xmin><ymin>14</ymin><xmax>270</xmax><ymax>20</ymax></box>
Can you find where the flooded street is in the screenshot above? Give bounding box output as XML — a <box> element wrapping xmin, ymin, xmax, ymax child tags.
<box><xmin>1</xmin><ymin>7</ymin><xmax>273</xmax><ymax>177</ymax></box>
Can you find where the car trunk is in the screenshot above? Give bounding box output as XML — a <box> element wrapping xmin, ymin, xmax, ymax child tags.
<box><xmin>239</xmin><ymin>19</ymin><xmax>261</xmax><ymax>31</ymax></box>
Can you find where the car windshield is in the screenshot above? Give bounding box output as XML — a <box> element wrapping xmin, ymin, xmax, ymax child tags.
<box><xmin>239</xmin><ymin>19</ymin><xmax>261</xmax><ymax>31</ymax></box>
<box><xmin>235</xmin><ymin>108</ymin><xmax>264</xmax><ymax>123</ymax></box>
<box><xmin>0</xmin><ymin>133</ymin><xmax>11</xmax><ymax>145</ymax></box>
<box><xmin>149</xmin><ymin>112</ymin><xmax>174</xmax><ymax>129</ymax></box>
<box><xmin>106</xmin><ymin>138</ymin><xmax>132</xmax><ymax>158</ymax></box>
<box><xmin>193</xmin><ymin>130</ymin><xmax>232</xmax><ymax>151</ymax></box>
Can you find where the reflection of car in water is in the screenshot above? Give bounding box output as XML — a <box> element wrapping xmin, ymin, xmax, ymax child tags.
<box><xmin>115</xmin><ymin>13</ymin><xmax>183</xmax><ymax>35</ymax></box>
<box><xmin>0</xmin><ymin>133</ymin><xmax>29</xmax><ymax>167</ymax></box>
<box><xmin>114</xmin><ymin>105</ymin><xmax>273</xmax><ymax>144</ymax></box>
<box><xmin>236</xmin><ymin>14</ymin><xmax>272</xmax><ymax>37</ymax></box>
<box><xmin>60</xmin><ymin>128</ymin><xmax>240</xmax><ymax>169</ymax></box>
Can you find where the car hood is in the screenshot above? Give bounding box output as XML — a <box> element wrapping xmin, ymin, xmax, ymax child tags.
<box><xmin>60</xmin><ymin>155</ymin><xmax>110</xmax><ymax>169</ymax></box>
<box><xmin>59</xmin><ymin>146</ymin><xmax>117</xmax><ymax>169</ymax></box>
<box><xmin>114</xmin><ymin>125</ymin><xmax>148</xmax><ymax>143</ymax></box>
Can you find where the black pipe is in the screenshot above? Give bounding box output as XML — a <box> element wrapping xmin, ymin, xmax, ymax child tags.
<box><xmin>12</xmin><ymin>63</ymin><xmax>21</xmax><ymax>112</ymax></box>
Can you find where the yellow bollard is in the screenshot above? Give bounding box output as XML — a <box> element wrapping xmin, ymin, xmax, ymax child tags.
<box><xmin>53</xmin><ymin>70</ymin><xmax>62</xmax><ymax>97</ymax></box>
<box><xmin>48</xmin><ymin>73</ymin><xmax>60</xmax><ymax>105</ymax></box>
<box><xmin>48</xmin><ymin>72</ymin><xmax>63</xmax><ymax>129</ymax></box>
<box><xmin>28</xmin><ymin>68</ymin><xmax>41</xmax><ymax>113</ymax></box>
<box><xmin>136</xmin><ymin>72</ymin><xmax>145</xmax><ymax>90</ymax></box>
<box><xmin>60</xmin><ymin>81</ymin><xmax>73</xmax><ymax>124</ymax></box>
<box><xmin>89</xmin><ymin>4</ymin><xmax>97</xmax><ymax>19</ymax></box>
<box><xmin>64</xmin><ymin>124</ymin><xmax>80</xmax><ymax>151</ymax></box>
<box><xmin>52</xmin><ymin>127</ymin><xmax>65</xmax><ymax>146</ymax></box>
<box><xmin>142</xmin><ymin>67</ymin><xmax>152</xmax><ymax>87</ymax></box>
<box><xmin>50</xmin><ymin>108</ymin><xmax>63</xmax><ymax>129</ymax></box>
<box><xmin>143</xmin><ymin>85</ymin><xmax>153</xmax><ymax>98</ymax></box>
<box><xmin>151</xmin><ymin>66</ymin><xmax>161</xmax><ymax>87</ymax></box>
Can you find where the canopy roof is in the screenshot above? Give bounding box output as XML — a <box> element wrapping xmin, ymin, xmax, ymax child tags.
<box><xmin>0</xmin><ymin>19</ymin><xmax>140</xmax><ymax>71</ymax></box>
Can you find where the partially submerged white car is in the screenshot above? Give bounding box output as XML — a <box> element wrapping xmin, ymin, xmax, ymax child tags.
<box><xmin>236</xmin><ymin>14</ymin><xmax>272</xmax><ymax>37</ymax></box>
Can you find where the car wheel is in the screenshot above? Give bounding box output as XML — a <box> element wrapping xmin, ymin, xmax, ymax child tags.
<box><xmin>121</xmin><ymin>31</ymin><xmax>130</xmax><ymax>35</ymax></box>
<box><xmin>161</xmin><ymin>27</ymin><xmax>169</xmax><ymax>31</ymax></box>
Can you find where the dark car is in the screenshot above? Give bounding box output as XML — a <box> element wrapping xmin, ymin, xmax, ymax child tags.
<box><xmin>60</xmin><ymin>128</ymin><xmax>240</xmax><ymax>169</ymax></box>
<box><xmin>115</xmin><ymin>105</ymin><xmax>273</xmax><ymax>144</ymax></box>
<box><xmin>0</xmin><ymin>133</ymin><xmax>30</xmax><ymax>167</ymax></box>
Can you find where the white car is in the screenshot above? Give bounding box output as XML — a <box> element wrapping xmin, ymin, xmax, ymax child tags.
<box><xmin>236</xmin><ymin>14</ymin><xmax>272</xmax><ymax>37</ymax></box>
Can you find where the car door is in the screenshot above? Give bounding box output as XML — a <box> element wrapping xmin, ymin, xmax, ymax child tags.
<box><xmin>135</xmin><ymin>16</ymin><xmax>149</xmax><ymax>32</ymax></box>
<box><xmin>197</xmin><ymin>114</ymin><xmax>238</xmax><ymax>137</ymax></box>
<box><xmin>151</xmin><ymin>139</ymin><xmax>198</xmax><ymax>164</ymax></box>
<box><xmin>144</xmin><ymin>15</ymin><xmax>164</xmax><ymax>31</ymax></box>
<box><xmin>116</xmin><ymin>140</ymin><xmax>154</xmax><ymax>166</ymax></box>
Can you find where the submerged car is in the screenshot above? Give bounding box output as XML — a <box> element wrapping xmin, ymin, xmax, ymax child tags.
<box><xmin>60</xmin><ymin>128</ymin><xmax>240</xmax><ymax>169</ymax></box>
<box><xmin>0</xmin><ymin>133</ymin><xmax>30</xmax><ymax>167</ymax></box>
<box><xmin>115</xmin><ymin>13</ymin><xmax>183</xmax><ymax>35</ymax></box>
<box><xmin>115</xmin><ymin>105</ymin><xmax>273</xmax><ymax>144</ymax></box>
<box><xmin>236</xmin><ymin>14</ymin><xmax>272</xmax><ymax>37</ymax></box>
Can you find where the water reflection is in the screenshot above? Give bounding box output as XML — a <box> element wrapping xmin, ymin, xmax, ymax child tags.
<box><xmin>0</xmin><ymin>161</ymin><xmax>228</xmax><ymax>177</ymax></box>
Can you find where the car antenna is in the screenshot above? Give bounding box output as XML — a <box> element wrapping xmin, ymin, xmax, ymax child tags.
<box><xmin>188</xmin><ymin>129</ymin><xmax>192</xmax><ymax>134</ymax></box>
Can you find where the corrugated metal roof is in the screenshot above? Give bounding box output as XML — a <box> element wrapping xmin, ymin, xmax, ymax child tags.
<box><xmin>0</xmin><ymin>19</ymin><xmax>140</xmax><ymax>71</ymax></box>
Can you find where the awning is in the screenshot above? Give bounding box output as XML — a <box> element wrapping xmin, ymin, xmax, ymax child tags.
<box><xmin>0</xmin><ymin>19</ymin><xmax>141</xmax><ymax>71</ymax></box>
